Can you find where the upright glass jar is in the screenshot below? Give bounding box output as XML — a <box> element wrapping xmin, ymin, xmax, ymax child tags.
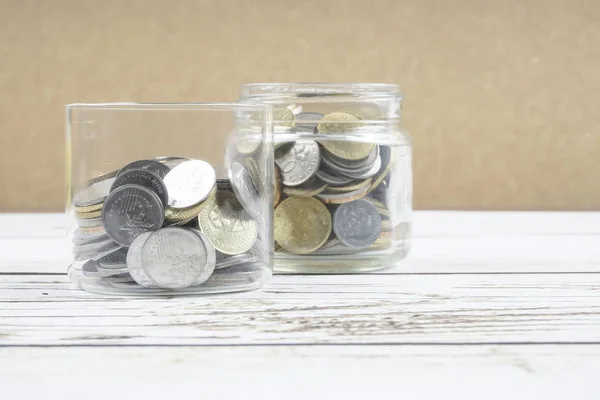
<box><xmin>66</xmin><ymin>103</ymin><xmax>273</xmax><ymax>295</ymax></box>
<box><xmin>240</xmin><ymin>83</ymin><xmax>412</xmax><ymax>273</ymax></box>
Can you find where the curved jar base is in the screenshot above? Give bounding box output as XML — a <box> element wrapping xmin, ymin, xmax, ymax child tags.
<box><xmin>274</xmin><ymin>240</ymin><xmax>410</xmax><ymax>274</ymax></box>
<box><xmin>68</xmin><ymin>261</ymin><xmax>272</xmax><ymax>296</ymax></box>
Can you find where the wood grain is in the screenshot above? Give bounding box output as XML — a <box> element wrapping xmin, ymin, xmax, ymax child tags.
<box><xmin>1</xmin><ymin>274</ymin><xmax>599</xmax><ymax>345</ymax></box>
<box><xmin>1</xmin><ymin>0</ymin><xmax>600</xmax><ymax>211</ymax></box>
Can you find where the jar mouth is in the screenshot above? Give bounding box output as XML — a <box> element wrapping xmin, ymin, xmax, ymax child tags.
<box><xmin>241</xmin><ymin>83</ymin><xmax>402</xmax><ymax>98</ymax></box>
<box><xmin>65</xmin><ymin>102</ymin><xmax>268</xmax><ymax>112</ymax></box>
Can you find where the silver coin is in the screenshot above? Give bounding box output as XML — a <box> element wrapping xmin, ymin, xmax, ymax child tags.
<box><xmin>163</xmin><ymin>160</ymin><xmax>216</xmax><ymax>209</ymax></box>
<box><xmin>316</xmin><ymin>184</ymin><xmax>369</xmax><ymax>202</ymax></box>
<box><xmin>100</xmin><ymin>273</ymin><xmax>135</xmax><ymax>284</ymax></box>
<box><xmin>102</xmin><ymin>184</ymin><xmax>165</xmax><ymax>246</ymax></box>
<box><xmin>188</xmin><ymin>229</ymin><xmax>217</xmax><ymax>285</ymax></box>
<box><xmin>126</xmin><ymin>232</ymin><xmax>159</xmax><ymax>288</ymax></box>
<box><xmin>82</xmin><ymin>259</ymin><xmax>128</xmax><ymax>278</ymax></box>
<box><xmin>76</xmin><ymin>216</ymin><xmax>103</xmax><ymax>228</ymax></box>
<box><xmin>205</xmin><ymin>262</ymin><xmax>266</xmax><ymax>286</ymax></box>
<box><xmin>315</xmin><ymin>168</ymin><xmax>354</xmax><ymax>186</ymax></box>
<box><xmin>110</xmin><ymin>168</ymin><xmax>168</xmax><ymax>207</ymax></box>
<box><xmin>73</xmin><ymin>177</ymin><xmax>115</xmax><ymax>208</ymax></box>
<box><xmin>96</xmin><ymin>247</ymin><xmax>128</xmax><ymax>269</ymax></box>
<box><xmin>337</xmin><ymin>155</ymin><xmax>381</xmax><ymax>180</ymax></box>
<box><xmin>275</xmin><ymin>140</ymin><xmax>320</xmax><ymax>186</ymax></box>
<box><xmin>141</xmin><ymin>227</ymin><xmax>210</xmax><ymax>289</ymax></box>
<box><xmin>73</xmin><ymin>238</ymin><xmax>120</xmax><ymax>261</ymax></box>
<box><xmin>155</xmin><ymin>156</ymin><xmax>190</xmax><ymax>169</ymax></box>
<box><xmin>333</xmin><ymin>199</ymin><xmax>382</xmax><ymax>249</ymax></box>
<box><xmin>72</xmin><ymin>229</ymin><xmax>109</xmax><ymax>245</ymax></box>
<box><xmin>294</xmin><ymin>112</ymin><xmax>324</xmax><ymax>133</ymax></box>
<box><xmin>215</xmin><ymin>252</ymin><xmax>258</xmax><ymax>270</ymax></box>
<box><xmin>228</xmin><ymin>162</ymin><xmax>261</xmax><ymax>219</ymax></box>
<box><xmin>118</xmin><ymin>159</ymin><xmax>171</xmax><ymax>180</ymax></box>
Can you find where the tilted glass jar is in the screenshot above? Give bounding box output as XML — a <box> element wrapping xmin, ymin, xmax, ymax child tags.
<box><xmin>240</xmin><ymin>83</ymin><xmax>412</xmax><ymax>273</ymax></box>
<box><xmin>66</xmin><ymin>103</ymin><xmax>273</xmax><ymax>295</ymax></box>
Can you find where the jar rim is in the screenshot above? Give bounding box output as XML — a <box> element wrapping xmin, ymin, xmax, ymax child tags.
<box><xmin>241</xmin><ymin>83</ymin><xmax>402</xmax><ymax>98</ymax></box>
<box><xmin>65</xmin><ymin>102</ymin><xmax>269</xmax><ymax>111</ymax></box>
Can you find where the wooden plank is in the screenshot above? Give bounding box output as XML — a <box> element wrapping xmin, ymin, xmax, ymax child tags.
<box><xmin>2</xmin><ymin>212</ymin><xmax>600</xmax><ymax>274</ymax></box>
<box><xmin>0</xmin><ymin>274</ymin><xmax>599</xmax><ymax>346</ymax></box>
<box><xmin>0</xmin><ymin>345</ymin><xmax>598</xmax><ymax>400</ymax></box>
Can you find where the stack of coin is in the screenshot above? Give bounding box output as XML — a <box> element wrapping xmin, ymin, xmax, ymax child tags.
<box><xmin>71</xmin><ymin>156</ymin><xmax>265</xmax><ymax>290</ymax></box>
<box><xmin>271</xmin><ymin>109</ymin><xmax>397</xmax><ymax>255</ymax></box>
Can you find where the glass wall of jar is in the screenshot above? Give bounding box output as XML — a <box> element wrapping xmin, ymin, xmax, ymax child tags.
<box><xmin>240</xmin><ymin>84</ymin><xmax>412</xmax><ymax>273</ymax></box>
<box><xmin>66</xmin><ymin>103</ymin><xmax>273</xmax><ymax>295</ymax></box>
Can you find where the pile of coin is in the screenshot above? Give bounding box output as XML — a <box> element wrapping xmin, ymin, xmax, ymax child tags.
<box><xmin>271</xmin><ymin>108</ymin><xmax>396</xmax><ymax>255</ymax></box>
<box><xmin>72</xmin><ymin>157</ymin><xmax>265</xmax><ymax>290</ymax></box>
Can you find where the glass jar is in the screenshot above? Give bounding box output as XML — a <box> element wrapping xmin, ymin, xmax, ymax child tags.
<box><xmin>66</xmin><ymin>103</ymin><xmax>273</xmax><ymax>295</ymax></box>
<box><xmin>240</xmin><ymin>83</ymin><xmax>412</xmax><ymax>273</ymax></box>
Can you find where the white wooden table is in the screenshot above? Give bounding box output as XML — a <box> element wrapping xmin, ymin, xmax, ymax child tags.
<box><xmin>1</xmin><ymin>212</ymin><xmax>599</xmax><ymax>399</ymax></box>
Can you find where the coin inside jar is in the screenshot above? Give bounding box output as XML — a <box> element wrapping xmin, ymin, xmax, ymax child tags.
<box><xmin>101</xmin><ymin>184</ymin><xmax>164</xmax><ymax>246</ymax></box>
<box><xmin>333</xmin><ymin>199</ymin><xmax>382</xmax><ymax>249</ymax></box>
<box><xmin>317</xmin><ymin>112</ymin><xmax>374</xmax><ymax>160</ymax></box>
<box><xmin>73</xmin><ymin>177</ymin><xmax>115</xmax><ymax>208</ymax></box>
<box><xmin>140</xmin><ymin>227</ymin><xmax>211</xmax><ymax>289</ymax></box>
<box><xmin>110</xmin><ymin>168</ymin><xmax>169</xmax><ymax>208</ymax></box>
<box><xmin>275</xmin><ymin>140</ymin><xmax>321</xmax><ymax>187</ymax></box>
<box><xmin>229</xmin><ymin>161</ymin><xmax>261</xmax><ymax>220</ymax></box>
<box><xmin>198</xmin><ymin>189</ymin><xmax>258</xmax><ymax>255</ymax></box>
<box><xmin>163</xmin><ymin>160</ymin><xmax>216</xmax><ymax>209</ymax></box>
<box><xmin>274</xmin><ymin>197</ymin><xmax>332</xmax><ymax>254</ymax></box>
<box><xmin>117</xmin><ymin>159</ymin><xmax>171</xmax><ymax>180</ymax></box>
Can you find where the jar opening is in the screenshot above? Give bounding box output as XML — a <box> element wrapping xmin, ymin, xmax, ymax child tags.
<box><xmin>241</xmin><ymin>83</ymin><xmax>402</xmax><ymax>99</ymax></box>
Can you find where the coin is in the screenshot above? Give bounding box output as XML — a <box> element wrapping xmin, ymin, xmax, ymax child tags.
<box><xmin>337</xmin><ymin>154</ymin><xmax>381</xmax><ymax>180</ymax></box>
<box><xmin>163</xmin><ymin>160</ymin><xmax>216</xmax><ymax>209</ymax></box>
<box><xmin>96</xmin><ymin>247</ymin><xmax>128</xmax><ymax>269</ymax></box>
<box><xmin>164</xmin><ymin>185</ymin><xmax>216</xmax><ymax>223</ymax></box>
<box><xmin>333</xmin><ymin>199</ymin><xmax>382</xmax><ymax>249</ymax></box>
<box><xmin>282</xmin><ymin>178</ymin><xmax>328</xmax><ymax>198</ymax></box>
<box><xmin>324</xmin><ymin>178</ymin><xmax>372</xmax><ymax>193</ymax></box>
<box><xmin>74</xmin><ymin>201</ymin><xmax>103</xmax><ymax>214</ymax></box>
<box><xmin>273</xmin><ymin>108</ymin><xmax>295</xmax><ymax>127</ymax></box>
<box><xmin>141</xmin><ymin>227</ymin><xmax>211</xmax><ymax>289</ymax></box>
<box><xmin>82</xmin><ymin>259</ymin><xmax>128</xmax><ymax>278</ymax></box>
<box><xmin>86</xmin><ymin>169</ymin><xmax>119</xmax><ymax>186</ymax></box>
<box><xmin>244</xmin><ymin>157</ymin><xmax>263</xmax><ymax>194</ymax></box>
<box><xmin>367</xmin><ymin>146</ymin><xmax>396</xmax><ymax>193</ymax></box>
<box><xmin>317</xmin><ymin>112</ymin><xmax>374</xmax><ymax>160</ymax></box>
<box><xmin>199</xmin><ymin>189</ymin><xmax>258</xmax><ymax>255</ymax></box>
<box><xmin>235</xmin><ymin>126</ymin><xmax>263</xmax><ymax>155</ymax></box>
<box><xmin>110</xmin><ymin>168</ymin><xmax>169</xmax><ymax>208</ymax></box>
<box><xmin>73</xmin><ymin>177</ymin><xmax>115</xmax><ymax>208</ymax></box>
<box><xmin>73</xmin><ymin>238</ymin><xmax>120</xmax><ymax>261</ymax></box>
<box><xmin>315</xmin><ymin>168</ymin><xmax>354</xmax><ymax>186</ymax></box>
<box><xmin>229</xmin><ymin>161</ymin><xmax>261</xmax><ymax>219</ymax></box>
<box><xmin>76</xmin><ymin>216</ymin><xmax>103</xmax><ymax>228</ymax></box>
<box><xmin>316</xmin><ymin>184</ymin><xmax>369</xmax><ymax>205</ymax></box>
<box><xmin>275</xmin><ymin>140</ymin><xmax>320</xmax><ymax>186</ymax></box>
<box><xmin>294</xmin><ymin>112</ymin><xmax>324</xmax><ymax>132</ymax></box>
<box><xmin>363</xmin><ymin>197</ymin><xmax>391</xmax><ymax>218</ymax></box>
<box><xmin>75</xmin><ymin>209</ymin><xmax>102</xmax><ymax>219</ymax></box>
<box><xmin>118</xmin><ymin>159</ymin><xmax>171</xmax><ymax>180</ymax></box>
<box><xmin>274</xmin><ymin>197</ymin><xmax>332</xmax><ymax>254</ymax></box>
<box><xmin>156</xmin><ymin>156</ymin><xmax>190</xmax><ymax>169</ymax></box>
<box><xmin>188</xmin><ymin>228</ymin><xmax>217</xmax><ymax>285</ymax></box>
<box><xmin>72</xmin><ymin>229</ymin><xmax>109</xmax><ymax>246</ymax></box>
<box><xmin>274</xmin><ymin>165</ymin><xmax>282</xmax><ymax>207</ymax></box>
<box><xmin>126</xmin><ymin>232</ymin><xmax>158</xmax><ymax>288</ymax></box>
<box><xmin>215</xmin><ymin>252</ymin><xmax>259</xmax><ymax>270</ymax></box>
<box><xmin>102</xmin><ymin>184</ymin><xmax>165</xmax><ymax>246</ymax></box>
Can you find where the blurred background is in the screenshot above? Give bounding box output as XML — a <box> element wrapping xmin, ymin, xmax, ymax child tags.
<box><xmin>1</xmin><ymin>0</ymin><xmax>598</xmax><ymax>212</ymax></box>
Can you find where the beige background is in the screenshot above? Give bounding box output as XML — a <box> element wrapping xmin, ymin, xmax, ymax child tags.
<box><xmin>1</xmin><ymin>0</ymin><xmax>599</xmax><ymax>212</ymax></box>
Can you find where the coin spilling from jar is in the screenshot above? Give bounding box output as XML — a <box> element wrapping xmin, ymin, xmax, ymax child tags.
<box><xmin>266</xmin><ymin>108</ymin><xmax>407</xmax><ymax>255</ymax></box>
<box><xmin>72</xmin><ymin>157</ymin><xmax>265</xmax><ymax>290</ymax></box>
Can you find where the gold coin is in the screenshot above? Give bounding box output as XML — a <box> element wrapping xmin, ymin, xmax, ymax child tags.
<box><xmin>283</xmin><ymin>179</ymin><xmax>328</xmax><ymax>198</ymax></box>
<box><xmin>274</xmin><ymin>165</ymin><xmax>282</xmax><ymax>207</ymax></box>
<box><xmin>274</xmin><ymin>197</ymin><xmax>332</xmax><ymax>254</ymax></box>
<box><xmin>324</xmin><ymin>178</ymin><xmax>372</xmax><ymax>193</ymax></box>
<box><xmin>341</xmin><ymin>104</ymin><xmax>384</xmax><ymax>120</ymax></box>
<box><xmin>79</xmin><ymin>225</ymin><xmax>106</xmax><ymax>235</ymax></box>
<box><xmin>75</xmin><ymin>209</ymin><xmax>102</xmax><ymax>219</ymax></box>
<box><xmin>164</xmin><ymin>185</ymin><xmax>216</xmax><ymax>223</ymax></box>
<box><xmin>199</xmin><ymin>189</ymin><xmax>258</xmax><ymax>255</ymax></box>
<box><xmin>86</xmin><ymin>169</ymin><xmax>119</xmax><ymax>186</ymax></box>
<box><xmin>317</xmin><ymin>112</ymin><xmax>374</xmax><ymax>160</ymax></box>
<box><xmin>381</xmin><ymin>219</ymin><xmax>393</xmax><ymax>231</ymax></box>
<box><xmin>74</xmin><ymin>202</ymin><xmax>103</xmax><ymax>214</ymax></box>
<box><xmin>316</xmin><ymin>185</ymin><xmax>369</xmax><ymax>205</ymax></box>
<box><xmin>273</xmin><ymin>108</ymin><xmax>295</xmax><ymax>127</ymax></box>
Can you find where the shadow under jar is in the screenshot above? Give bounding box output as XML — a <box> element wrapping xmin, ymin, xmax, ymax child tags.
<box><xmin>66</xmin><ymin>103</ymin><xmax>274</xmax><ymax>295</ymax></box>
<box><xmin>240</xmin><ymin>83</ymin><xmax>412</xmax><ymax>273</ymax></box>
